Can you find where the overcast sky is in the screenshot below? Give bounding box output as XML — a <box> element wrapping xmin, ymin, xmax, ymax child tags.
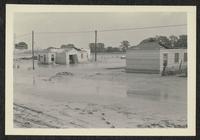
<box><xmin>14</xmin><ymin>12</ymin><xmax>187</xmax><ymax>50</ymax></box>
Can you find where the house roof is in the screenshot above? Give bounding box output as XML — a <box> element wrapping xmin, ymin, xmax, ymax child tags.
<box><xmin>62</xmin><ymin>46</ymin><xmax>81</xmax><ymax>51</ymax></box>
<box><xmin>38</xmin><ymin>46</ymin><xmax>87</xmax><ymax>54</ymax></box>
<box><xmin>37</xmin><ymin>49</ymin><xmax>53</xmax><ymax>53</ymax></box>
<box><xmin>129</xmin><ymin>41</ymin><xmax>169</xmax><ymax>50</ymax></box>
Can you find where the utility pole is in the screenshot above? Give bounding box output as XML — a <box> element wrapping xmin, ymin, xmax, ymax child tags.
<box><xmin>32</xmin><ymin>30</ymin><xmax>35</xmax><ymax>70</ymax></box>
<box><xmin>94</xmin><ymin>30</ymin><xmax>97</xmax><ymax>61</ymax></box>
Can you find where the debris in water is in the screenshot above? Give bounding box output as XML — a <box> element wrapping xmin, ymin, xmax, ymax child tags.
<box><xmin>46</xmin><ymin>72</ymin><xmax>74</xmax><ymax>81</ymax></box>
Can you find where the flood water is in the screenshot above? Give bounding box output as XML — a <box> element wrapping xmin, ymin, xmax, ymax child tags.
<box><xmin>13</xmin><ymin>53</ymin><xmax>187</xmax><ymax>128</ymax></box>
<box><xmin>14</xmin><ymin>53</ymin><xmax>187</xmax><ymax>104</ymax></box>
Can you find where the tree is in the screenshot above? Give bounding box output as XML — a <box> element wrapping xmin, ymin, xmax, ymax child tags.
<box><xmin>156</xmin><ymin>36</ymin><xmax>171</xmax><ymax>48</ymax></box>
<box><xmin>89</xmin><ymin>43</ymin><xmax>105</xmax><ymax>52</ymax></box>
<box><xmin>139</xmin><ymin>35</ymin><xmax>187</xmax><ymax>49</ymax></box>
<box><xmin>47</xmin><ymin>46</ymin><xmax>56</xmax><ymax>50</ymax></box>
<box><xmin>140</xmin><ymin>37</ymin><xmax>157</xmax><ymax>44</ymax></box>
<box><xmin>120</xmin><ymin>40</ymin><xmax>130</xmax><ymax>52</ymax></box>
<box><xmin>61</xmin><ymin>44</ymin><xmax>75</xmax><ymax>49</ymax></box>
<box><xmin>169</xmin><ymin>35</ymin><xmax>178</xmax><ymax>48</ymax></box>
<box><xmin>176</xmin><ymin>35</ymin><xmax>187</xmax><ymax>48</ymax></box>
<box><xmin>15</xmin><ymin>42</ymin><xmax>28</xmax><ymax>49</ymax></box>
<box><xmin>89</xmin><ymin>43</ymin><xmax>95</xmax><ymax>52</ymax></box>
<box><xmin>112</xmin><ymin>47</ymin><xmax>120</xmax><ymax>52</ymax></box>
<box><xmin>106</xmin><ymin>46</ymin><xmax>113</xmax><ymax>52</ymax></box>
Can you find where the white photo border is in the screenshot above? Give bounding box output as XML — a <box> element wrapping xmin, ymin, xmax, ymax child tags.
<box><xmin>5</xmin><ymin>5</ymin><xmax>196</xmax><ymax>136</ymax></box>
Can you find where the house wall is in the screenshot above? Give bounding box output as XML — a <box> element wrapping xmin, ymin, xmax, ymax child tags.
<box><xmin>77</xmin><ymin>51</ymin><xmax>89</xmax><ymax>63</ymax></box>
<box><xmin>38</xmin><ymin>53</ymin><xmax>44</xmax><ymax>64</ymax></box>
<box><xmin>82</xmin><ymin>48</ymin><xmax>91</xmax><ymax>60</ymax></box>
<box><xmin>38</xmin><ymin>52</ymin><xmax>55</xmax><ymax>64</ymax></box>
<box><xmin>126</xmin><ymin>49</ymin><xmax>160</xmax><ymax>73</ymax></box>
<box><xmin>55</xmin><ymin>52</ymin><xmax>66</xmax><ymax>64</ymax></box>
<box><xmin>38</xmin><ymin>48</ymin><xmax>90</xmax><ymax>65</ymax></box>
<box><xmin>66</xmin><ymin>49</ymin><xmax>78</xmax><ymax>64</ymax></box>
<box><xmin>49</xmin><ymin>48</ymin><xmax>65</xmax><ymax>53</ymax></box>
<box><xmin>160</xmin><ymin>49</ymin><xmax>187</xmax><ymax>73</ymax></box>
<box><xmin>47</xmin><ymin>53</ymin><xmax>56</xmax><ymax>64</ymax></box>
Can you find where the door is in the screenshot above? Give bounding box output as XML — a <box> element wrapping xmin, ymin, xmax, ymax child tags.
<box><xmin>51</xmin><ymin>54</ymin><xmax>55</xmax><ymax>62</ymax></box>
<box><xmin>69</xmin><ymin>54</ymin><xmax>78</xmax><ymax>64</ymax></box>
<box><xmin>44</xmin><ymin>55</ymin><xmax>46</xmax><ymax>63</ymax></box>
<box><xmin>163</xmin><ymin>53</ymin><xmax>168</xmax><ymax>66</ymax></box>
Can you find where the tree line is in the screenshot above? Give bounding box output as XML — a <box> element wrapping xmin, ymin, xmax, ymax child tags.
<box><xmin>14</xmin><ymin>34</ymin><xmax>187</xmax><ymax>52</ymax></box>
<box><xmin>15</xmin><ymin>42</ymin><xmax>28</xmax><ymax>50</ymax></box>
<box><xmin>89</xmin><ymin>35</ymin><xmax>187</xmax><ymax>53</ymax></box>
<box><xmin>89</xmin><ymin>40</ymin><xmax>130</xmax><ymax>53</ymax></box>
<box><xmin>140</xmin><ymin>35</ymin><xmax>187</xmax><ymax>49</ymax></box>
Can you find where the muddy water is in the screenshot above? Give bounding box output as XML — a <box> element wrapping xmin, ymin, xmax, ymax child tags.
<box><xmin>14</xmin><ymin>54</ymin><xmax>187</xmax><ymax>105</ymax></box>
<box><xmin>13</xmin><ymin>53</ymin><xmax>187</xmax><ymax>128</ymax></box>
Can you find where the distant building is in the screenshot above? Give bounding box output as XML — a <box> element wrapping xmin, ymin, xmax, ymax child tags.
<box><xmin>37</xmin><ymin>50</ymin><xmax>56</xmax><ymax>64</ymax></box>
<box><xmin>126</xmin><ymin>41</ymin><xmax>187</xmax><ymax>74</ymax></box>
<box><xmin>37</xmin><ymin>47</ymin><xmax>90</xmax><ymax>65</ymax></box>
<box><xmin>15</xmin><ymin>42</ymin><xmax>28</xmax><ymax>50</ymax></box>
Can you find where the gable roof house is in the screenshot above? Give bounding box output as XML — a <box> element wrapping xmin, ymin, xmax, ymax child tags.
<box><xmin>37</xmin><ymin>46</ymin><xmax>90</xmax><ymax>65</ymax></box>
<box><xmin>126</xmin><ymin>41</ymin><xmax>187</xmax><ymax>75</ymax></box>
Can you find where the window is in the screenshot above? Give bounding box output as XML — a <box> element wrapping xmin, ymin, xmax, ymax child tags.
<box><xmin>163</xmin><ymin>53</ymin><xmax>168</xmax><ymax>66</ymax></box>
<box><xmin>81</xmin><ymin>53</ymin><xmax>83</xmax><ymax>59</ymax></box>
<box><xmin>174</xmin><ymin>53</ymin><xmax>179</xmax><ymax>63</ymax></box>
<box><xmin>184</xmin><ymin>53</ymin><xmax>187</xmax><ymax>62</ymax></box>
<box><xmin>38</xmin><ymin>55</ymin><xmax>40</xmax><ymax>61</ymax></box>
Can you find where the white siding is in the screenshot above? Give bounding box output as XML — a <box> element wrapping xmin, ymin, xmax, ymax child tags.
<box><xmin>56</xmin><ymin>52</ymin><xmax>66</xmax><ymax>64</ymax></box>
<box><xmin>160</xmin><ymin>49</ymin><xmax>187</xmax><ymax>72</ymax></box>
<box><xmin>56</xmin><ymin>49</ymin><xmax>78</xmax><ymax>64</ymax></box>
<box><xmin>66</xmin><ymin>49</ymin><xmax>78</xmax><ymax>64</ymax></box>
<box><xmin>77</xmin><ymin>51</ymin><xmax>88</xmax><ymax>63</ymax></box>
<box><xmin>38</xmin><ymin>52</ymin><xmax>55</xmax><ymax>64</ymax></box>
<box><xmin>47</xmin><ymin>53</ymin><xmax>55</xmax><ymax>64</ymax></box>
<box><xmin>126</xmin><ymin>50</ymin><xmax>160</xmax><ymax>73</ymax></box>
<box><xmin>38</xmin><ymin>48</ymin><xmax>90</xmax><ymax>65</ymax></box>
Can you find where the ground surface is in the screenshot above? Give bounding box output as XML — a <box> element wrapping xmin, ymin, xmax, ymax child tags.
<box><xmin>13</xmin><ymin>54</ymin><xmax>187</xmax><ymax>128</ymax></box>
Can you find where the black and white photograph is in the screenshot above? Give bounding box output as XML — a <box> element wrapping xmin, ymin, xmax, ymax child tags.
<box><xmin>5</xmin><ymin>5</ymin><xmax>196</xmax><ymax>136</ymax></box>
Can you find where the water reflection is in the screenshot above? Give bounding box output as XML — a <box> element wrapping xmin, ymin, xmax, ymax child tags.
<box><xmin>14</xmin><ymin>55</ymin><xmax>186</xmax><ymax>104</ymax></box>
<box><xmin>126</xmin><ymin>88</ymin><xmax>181</xmax><ymax>102</ymax></box>
<box><xmin>32</xmin><ymin>74</ymin><xmax>36</xmax><ymax>86</ymax></box>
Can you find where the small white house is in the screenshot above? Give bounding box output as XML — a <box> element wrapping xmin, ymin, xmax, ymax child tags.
<box><xmin>56</xmin><ymin>47</ymin><xmax>78</xmax><ymax>64</ymax></box>
<box><xmin>37</xmin><ymin>50</ymin><xmax>56</xmax><ymax>64</ymax></box>
<box><xmin>126</xmin><ymin>41</ymin><xmax>187</xmax><ymax>74</ymax></box>
<box><xmin>37</xmin><ymin>47</ymin><xmax>90</xmax><ymax>65</ymax></box>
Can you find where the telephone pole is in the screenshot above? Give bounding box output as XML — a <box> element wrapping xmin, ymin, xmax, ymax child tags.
<box><xmin>32</xmin><ymin>30</ymin><xmax>35</xmax><ymax>70</ymax></box>
<box><xmin>94</xmin><ymin>30</ymin><xmax>97</xmax><ymax>61</ymax></box>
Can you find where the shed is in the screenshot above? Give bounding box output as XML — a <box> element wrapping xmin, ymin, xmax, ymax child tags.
<box><xmin>126</xmin><ymin>41</ymin><xmax>187</xmax><ymax>74</ymax></box>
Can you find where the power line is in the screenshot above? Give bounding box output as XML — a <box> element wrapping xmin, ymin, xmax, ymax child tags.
<box><xmin>25</xmin><ymin>24</ymin><xmax>187</xmax><ymax>35</ymax></box>
<box><xmin>36</xmin><ymin>30</ymin><xmax>93</xmax><ymax>34</ymax></box>
<box><xmin>98</xmin><ymin>24</ymin><xmax>187</xmax><ymax>32</ymax></box>
<box><xmin>14</xmin><ymin>24</ymin><xmax>187</xmax><ymax>37</ymax></box>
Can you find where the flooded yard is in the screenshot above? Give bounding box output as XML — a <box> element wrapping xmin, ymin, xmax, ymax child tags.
<box><xmin>13</xmin><ymin>54</ymin><xmax>187</xmax><ymax>128</ymax></box>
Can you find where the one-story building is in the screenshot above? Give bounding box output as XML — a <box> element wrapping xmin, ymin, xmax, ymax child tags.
<box><xmin>126</xmin><ymin>41</ymin><xmax>187</xmax><ymax>74</ymax></box>
<box><xmin>37</xmin><ymin>47</ymin><xmax>90</xmax><ymax>65</ymax></box>
<box><xmin>37</xmin><ymin>50</ymin><xmax>56</xmax><ymax>64</ymax></box>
